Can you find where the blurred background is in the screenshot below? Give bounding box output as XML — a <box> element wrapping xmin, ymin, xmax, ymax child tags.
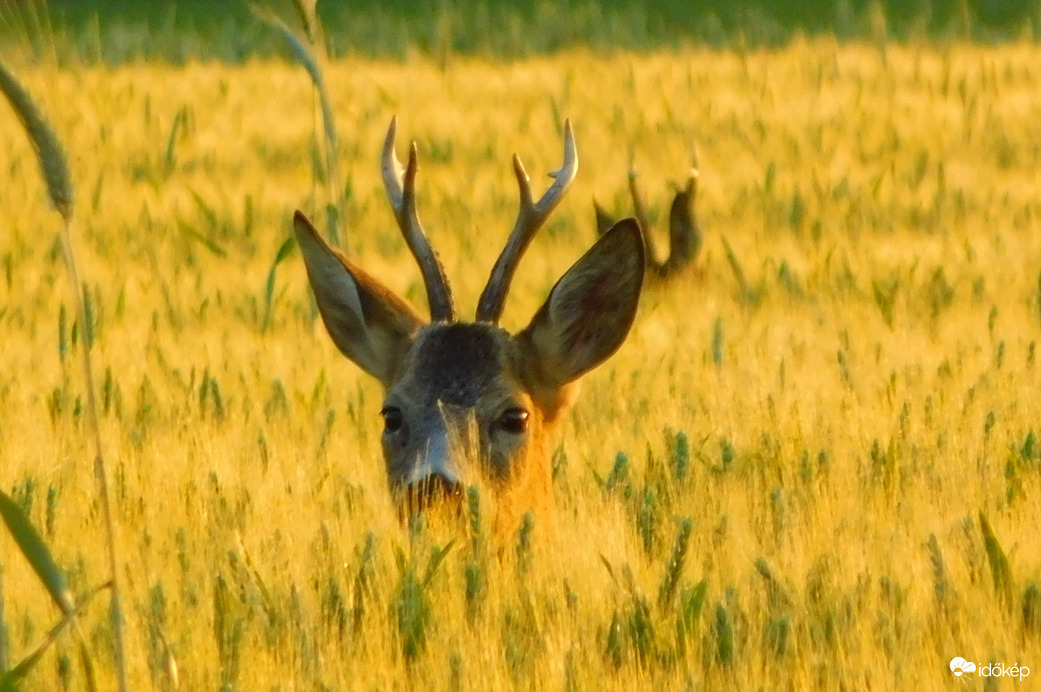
<box><xmin>5</xmin><ymin>0</ymin><xmax>1041</xmax><ymax>64</ymax></box>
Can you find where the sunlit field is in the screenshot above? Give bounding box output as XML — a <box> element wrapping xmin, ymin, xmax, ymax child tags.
<box><xmin>2</xmin><ymin>37</ymin><xmax>1040</xmax><ymax>689</ymax></box>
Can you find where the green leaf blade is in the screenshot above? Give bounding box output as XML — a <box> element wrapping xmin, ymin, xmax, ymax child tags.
<box><xmin>0</xmin><ymin>490</ymin><xmax>75</xmax><ymax>615</ymax></box>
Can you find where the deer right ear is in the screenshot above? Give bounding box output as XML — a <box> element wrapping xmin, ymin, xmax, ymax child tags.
<box><xmin>293</xmin><ymin>211</ymin><xmax>424</xmax><ymax>385</ymax></box>
<box><xmin>518</xmin><ymin>217</ymin><xmax>644</xmax><ymax>390</ymax></box>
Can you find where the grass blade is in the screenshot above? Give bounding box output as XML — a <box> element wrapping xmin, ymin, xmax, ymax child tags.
<box><xmin>262</xmin><ymin>236</ymin><xmax>297</xmax><ymax>333</ymax></box>
<box><xmin>177</xmin><ymin>220</ymin><xmax>228</xmax><ymax>258</ymax></box>
<box><xmin>0</xmin><ymin>490</ymin><xmax>74</xmax><ymax>614</ymax></box>
<box><xmin>163</xmin><ymin>107</ymin><xmax>186</xmax><ymax>172</ymax></box>
<box><xmin>423</xmin><ymin>540</ymin><xmax>456</xmax><ymax>587</ymax></box>
<box><xmin>979</xmin><ymin>511</ymin><xmax>1013</xmax><ymax>607</ymax></box>
<box><xmin>0</xmin><ymin>581</ymin><xmax>109</xmax><ymax>691</ymax></box>
<box><xmin>0</xmin><ymin>495</ymin><xmax>101</xmax><ymax>692</ymax></box>
<box><xmin>871</xmin><ymin>278</ymin><xmax>896</xmax><ymax>328</ymax></box>
<box><xmin>720</xmin><ymin>235</ymin><xmax>751</xmax><ymax>301</ymax></box>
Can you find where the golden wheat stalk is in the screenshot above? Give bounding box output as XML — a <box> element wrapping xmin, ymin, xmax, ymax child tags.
<box><xmin>0</xmin><ymin>59</ymin><xmax>129</xmax><ymax>692</ymax></box>
<box><xmin>250</xmin><ymin>2</ymin><xmax>344</xmax><ymax>246</ymax></box>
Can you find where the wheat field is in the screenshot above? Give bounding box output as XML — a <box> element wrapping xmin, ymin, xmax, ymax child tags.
<box><xmin>1</xmin><ymin>36</ymin><xmax>1040</xmax><ymax>690</ymax></box>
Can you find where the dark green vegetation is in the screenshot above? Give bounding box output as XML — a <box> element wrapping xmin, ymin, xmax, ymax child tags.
<box><xmin>5</xmin><ymin>0</ymin><xmax>1041</xmax><ymax>64</ymax></box>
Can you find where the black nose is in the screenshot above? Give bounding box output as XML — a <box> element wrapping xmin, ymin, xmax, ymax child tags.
<box><xmin>402</xmin><ymin>473</ymin><xmax>464</xmax><ymax>515</ymax></box>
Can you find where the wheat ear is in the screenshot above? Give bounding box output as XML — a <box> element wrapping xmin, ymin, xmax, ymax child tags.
<box><xmin>0</xmin><ymin>59</ymin><xmax>129</xmax><ymax>692</ymax></box>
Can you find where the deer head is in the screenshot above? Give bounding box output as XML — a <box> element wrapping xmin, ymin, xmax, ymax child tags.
<box><xmin>594</xmin><ymin>146</ymin><xmax>702</xmax><ymax>279</ymax></box>
<box><xmin>294</xmin><ymin>119</ymin><xmax>644</xmax><ymax>530</ymax></box>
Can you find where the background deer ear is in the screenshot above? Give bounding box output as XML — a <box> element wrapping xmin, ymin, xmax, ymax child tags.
<box><xmin>662</xmin><ymin>176</ymin><xmax>701</xmax><ymax>275</ymax></box>
<box><xmin>518</xmin><ymin>217</ymin><xmax>644</xmax><ymax>389</ymax></box>
<box><xmin>593</xmin><ymin>199</ymin><xmax>616</xmax><ymax>236</ymax></box>
<box><xmin>294</xmin><ymin>212</ymin><xmax>424</xmax><ymax>385</ymax></box>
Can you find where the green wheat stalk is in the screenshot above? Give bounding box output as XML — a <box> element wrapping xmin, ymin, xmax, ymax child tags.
<box><xmin>926</xmin><ymin>534</ymin><xmax>950</xmax><ymax>610</ymax></box>
<box><xmin>979</xmin><ymin>511</ymin><xmax>1013</xmax><ymax>608</ymax></box>
<box><xmin>658</xmin><ymin>518</ymin><xmax>692</xmax><ymax>609</ymax></box>
<box><xmin>0</xmin><ymin>58</ymin><xmax>129</xmax><ymax>692</ymax></box>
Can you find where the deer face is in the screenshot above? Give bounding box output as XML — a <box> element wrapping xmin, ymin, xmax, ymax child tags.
<box><xmin>378</xmin><ymin>323</ymin><xmax>552</xmax><ymax>512</ymax></box>
<box><xmin>294</xmin><ymin>119</ymin><xmax>644</xmax><ymax>527</ymax></box>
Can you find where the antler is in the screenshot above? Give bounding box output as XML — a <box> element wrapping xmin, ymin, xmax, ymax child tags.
<box><xmin>626</xmin><ymin>156</ymin><xmax>662</xmax><ymax>269</ymax></box>
<box><xmin>599</xmin><ymin>142</ymin><xmax>702</xmax><ymax>278</ymax></box>
<box><xmin>382</xmin><ymin>117</ymin><xmax>455</xmax><ymax>322</ymax></box>
<box><xmin>476</xmin><ymin>120</ymin><xmax>578</xmax><ymax>324</ymax></box>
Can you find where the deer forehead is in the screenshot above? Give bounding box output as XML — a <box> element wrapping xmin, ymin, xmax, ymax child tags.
<box><xmin>390</xmin><ymin>322</ymin><xmax>527</xmax><ymax>411</ymax></box>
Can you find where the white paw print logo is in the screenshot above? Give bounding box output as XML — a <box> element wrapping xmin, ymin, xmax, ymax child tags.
<box><xmin>950</xmin><ymin>657</ymin><xmax>976</xmax><ymax>681</ymax></box>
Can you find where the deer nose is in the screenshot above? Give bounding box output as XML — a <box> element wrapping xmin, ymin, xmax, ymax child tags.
<box><xmin>403</xmin><ymin>473</ymin><xmax>464</xmax><ymax>514</ymax></box>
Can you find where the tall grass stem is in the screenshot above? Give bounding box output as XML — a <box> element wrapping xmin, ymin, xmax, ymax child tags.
<box><xmin>0</xmin><ymin>58</ymin><xmax>129</xmax><ymax>692</ymax></box>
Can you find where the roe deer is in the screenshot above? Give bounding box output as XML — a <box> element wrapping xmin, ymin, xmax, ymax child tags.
<box><xmin>594</xmin><ymin>147</ymin><xmax>702</xmax><ymax>279</ymax></box>
<box><xmin>294</xmin><ymin>119</ymin><xmax>644</xmax><ymax>531</ymax></box>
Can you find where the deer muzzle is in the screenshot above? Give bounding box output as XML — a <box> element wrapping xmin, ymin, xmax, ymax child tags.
<box><xmin>400</xmin><ymin>427</ymin><xmax>467</xmax><ymax>515</ymax></box>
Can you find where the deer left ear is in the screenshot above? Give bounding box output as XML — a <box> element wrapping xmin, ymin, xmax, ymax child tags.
<box><xmin>517</xmin><ymin>218</ymin><xmax>644</xmax><ymax>390</ymax></box>
<box><xmin>294</xmin><ymin>211</ymin><xmax>424</xmax><ymax>385</ymax></box>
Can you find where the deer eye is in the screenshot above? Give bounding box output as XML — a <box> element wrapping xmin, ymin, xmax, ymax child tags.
<box><xmin>380</xmin><ymin>406</ymin><xmax>404</xmax><ymax>433</ymax></box>
<box><xmin>498</xmin><ymin>408</ymin><xmax>529</xmax><ymax>434</ymax></box>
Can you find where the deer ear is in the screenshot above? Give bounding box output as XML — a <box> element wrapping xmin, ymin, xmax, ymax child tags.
<box><xmin>518</xmin><ymin>217</ymin><xmax>644</xmax><ymax>389</ymax></box>
<box><xmin>294</xmin><ymin>211</ymin><xmax>424</xmax><ymax>385</ymax></box>
<box><xmin>662</xmin><ymin>177</ymin><xmax>701</xmax><ymax>275</ymax></box>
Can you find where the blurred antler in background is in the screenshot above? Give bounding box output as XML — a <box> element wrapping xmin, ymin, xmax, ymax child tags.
<box><xmin>595</xmin><ymin>143</ymin><xmax>702</xmax><ymax>280</ymax></box>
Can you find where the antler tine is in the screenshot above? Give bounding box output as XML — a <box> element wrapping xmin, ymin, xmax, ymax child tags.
<box><xmin>689</xmin><ymin>141</ymin><xmax>701</xmax><ymax>197</ymax></box>
<box><xmin>627</xmin><ymin>154</ymin><xmax>662</xmax><ymax>271</ymax></box>
<box><xmin>476</xmin><ymin>120</ymin><xmax>578</xmax><ymax>323</ymax></box>
<box><xmin>626</xmin><ymin>155</ymin><xmax>652</xmax><ymax>235</ymax></box>
<box><xmin>381</xmin><ymin>117</ymin><xmax>455</xmax><ymax>322</ymax></box>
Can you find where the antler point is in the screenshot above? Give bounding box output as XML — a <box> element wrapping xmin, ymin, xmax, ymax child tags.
<box><xmin>512</xmin><ymin>154</ymin><xmax>529</xmax><ymax>181</ymax></box>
